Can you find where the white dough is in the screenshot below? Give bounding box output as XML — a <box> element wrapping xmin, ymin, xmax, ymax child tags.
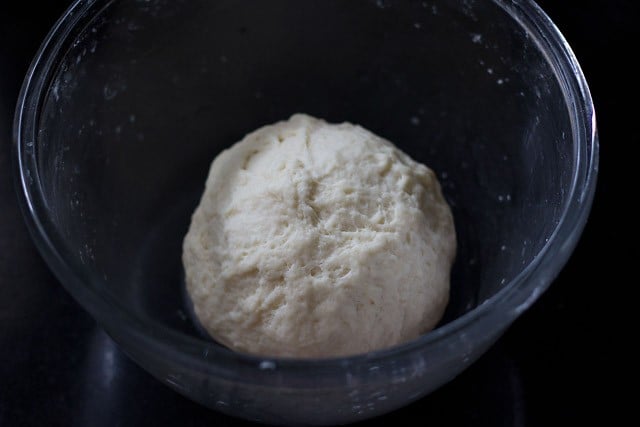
<box><xmin>182</xmin><ymin>114</ymin><xmax>456</xmax><ymax>358</ymax></box>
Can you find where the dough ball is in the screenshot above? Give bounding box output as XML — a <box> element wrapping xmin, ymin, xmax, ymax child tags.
<box><xmin>182</xmin><ymin>114</ymin><xmax>456</xmax><ymax>358</ymax></box>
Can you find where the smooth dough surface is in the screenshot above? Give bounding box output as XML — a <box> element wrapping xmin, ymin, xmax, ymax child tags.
<box><xmin>182</xmin><ymin>114</ymin><xmax>456</xmax><ymax>358</ymax></box>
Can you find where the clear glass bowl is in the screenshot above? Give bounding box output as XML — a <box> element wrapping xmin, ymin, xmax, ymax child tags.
<box><xmin>13</xmin><ymin>0</ymin><xmax>597</xmax><ymax>425</ymax></box>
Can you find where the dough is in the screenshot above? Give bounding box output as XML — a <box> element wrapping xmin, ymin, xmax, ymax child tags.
<box><xmin>182</xmin><ymin>114</ymin><xmax>456</xmax><ymax>358</ymax></box>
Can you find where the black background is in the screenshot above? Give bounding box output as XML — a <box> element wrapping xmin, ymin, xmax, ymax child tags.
<box><xmin>1</xmin><ymin>1</ymin><xmax>635</xmax><ymax>425</ymax></box>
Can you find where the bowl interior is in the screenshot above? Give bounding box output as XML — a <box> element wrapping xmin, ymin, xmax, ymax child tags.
<box><xmin>32</xmin><ymin>0</ymin><xmax>573</xmax><ymax>346</ymax></box>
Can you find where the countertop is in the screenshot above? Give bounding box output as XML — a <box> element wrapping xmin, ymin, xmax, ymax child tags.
<box><xmin>1</xmin><ymin>1</ymin><xmax>634</xmax><ymax>425</ymax></box>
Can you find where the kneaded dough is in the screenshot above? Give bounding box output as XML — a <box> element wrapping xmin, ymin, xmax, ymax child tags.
<box><xmin>182</xmin><ymin>114</ymin><xmax>456</xmax><ymax>358</ymax></box>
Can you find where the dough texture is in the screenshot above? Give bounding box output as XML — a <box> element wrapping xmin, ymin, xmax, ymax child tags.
<box><xmin>182</xmin><ymin>114</ymin><xmax>456</xmax><ymax>358</ymax></box>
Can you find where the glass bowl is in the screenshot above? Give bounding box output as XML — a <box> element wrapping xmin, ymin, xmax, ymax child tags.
<box><xmin>13</xmin><ymin>0</ymin><xmax>597</xmax><ymax>425</ymax></box>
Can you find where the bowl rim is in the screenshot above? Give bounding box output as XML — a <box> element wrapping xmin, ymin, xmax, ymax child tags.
<box><xmin>13</xmin><ymin>0</ymin><xmax>598</xmax><ymax>383</ymax></box>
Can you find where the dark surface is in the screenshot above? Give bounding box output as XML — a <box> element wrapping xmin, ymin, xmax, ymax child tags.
<box><xmin>0</xmin><ymin>1</ymin><xmax>633</xmax><ymax>425</ymax></box>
